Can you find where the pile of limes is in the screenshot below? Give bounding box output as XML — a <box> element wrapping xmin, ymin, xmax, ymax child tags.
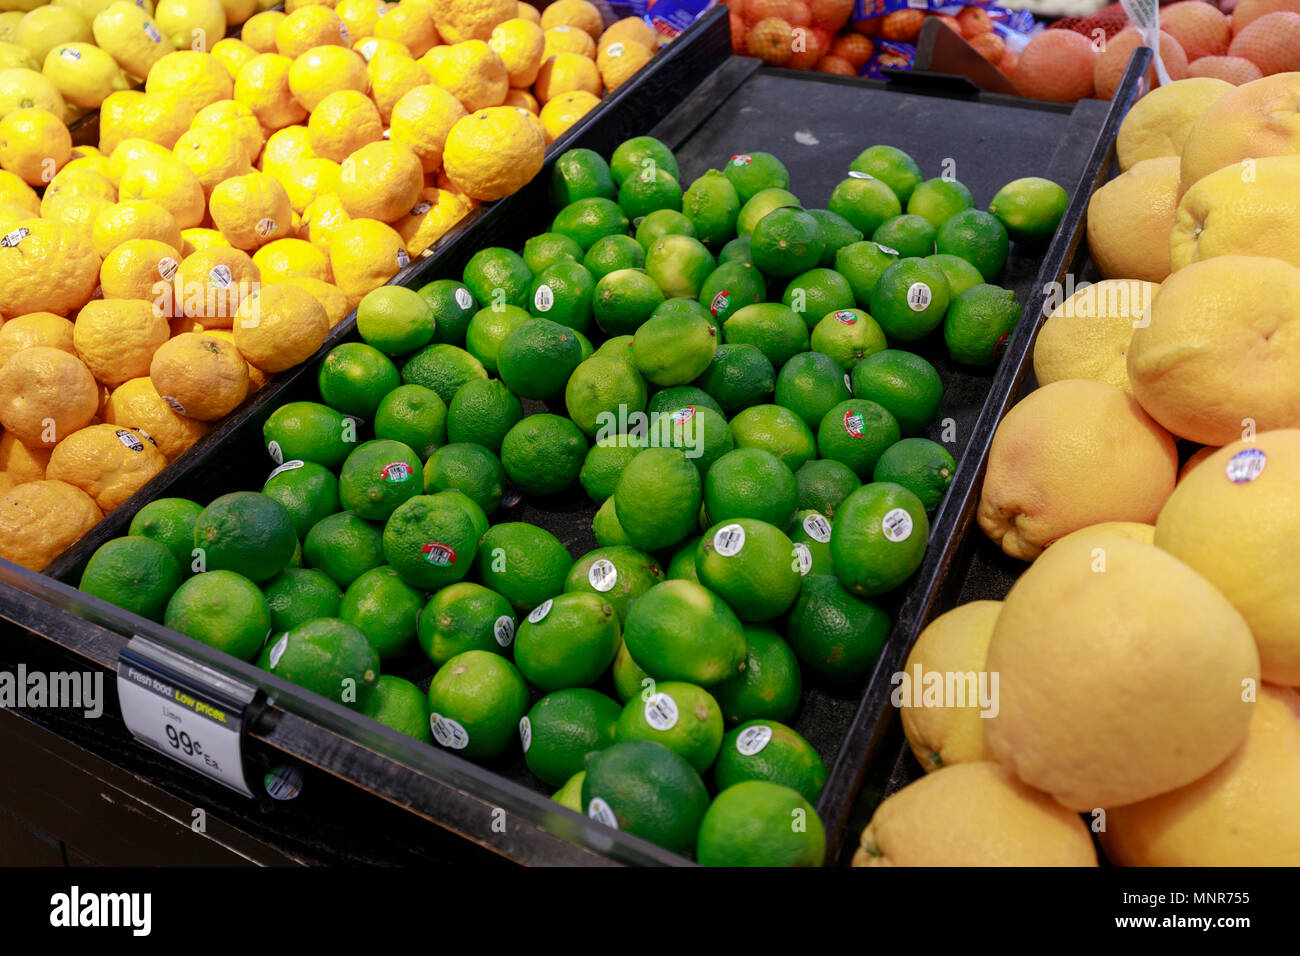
<box><xmin>72</xmin><ymin>135</ymin><xmax>1051</xmax><ymax>866</ymax></box>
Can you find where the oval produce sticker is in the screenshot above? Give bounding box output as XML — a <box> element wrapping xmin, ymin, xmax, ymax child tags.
<box><xmin>713</xmin><ymin>523</ymin><xmax>746</xmax><ymax>556</ymax></box>
<box><xmin>588</xmin><ymin>559</ymin><xmax>617</xmax><ymax>593</ymax></box>
<box><xmin>588</xmin><ymin>797</ymin><xmax>618</xmax><ymax>828</ymax></box>
<box><xmin>518</xmin><ymin>716</ymin><xmax>532</xmax><ymax>753</ymax></box>
<box><xmin>881</xmin><ymin>507</ymin><xmax>913</xmax><ymax>543</ymax></box>
<box><xmin>528</xmin><ymin>599</ymin><xmax>553</xmax><ymax>623</ymax></box>
<box><xmin>803</xmin><ymin>512</ymin><xmax>832</xmax><ymax>542</ymax></box>
<box><xmin>430</xmin><ymin>713</ymin><xmax>469</xmax><ymax>750</ymax></box>
<box><xmin>1225</xmin><ymin>448</ymin><xmax>1265</xmax><ymax>484</ymax></box>
<box><xmin>644</xmin><ymin>692</ymin><xmax>678</xmax><ymax>731</ymax></box>
<box><xmin>494</xmin><ymin>615</ymin><xmax>515</xmax><ymax>647</ymax></box>
<box><xmin>381</xmin><ymin>461</ymin><xmax>413</xmax><ymax>482</ymax></box>
<box><xmin>422</xmin><ymin>542</ymin><xmax>457</xmax><ymax>566</ymax></box>
<box><xmin>906</xmin><ymin>282</ymin><xmax>932</xmax><ymax>312</ymax></box>
<box><xmin>736</xmin><ymin>724</ymin><xmax>772</xmax><ymax>756</ymax></box>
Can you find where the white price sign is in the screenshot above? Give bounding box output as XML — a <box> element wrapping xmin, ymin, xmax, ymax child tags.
<box><xmin>116</xmin><ymin>637</ymin><xmax>257</xmax><ymax>797</ymax></box>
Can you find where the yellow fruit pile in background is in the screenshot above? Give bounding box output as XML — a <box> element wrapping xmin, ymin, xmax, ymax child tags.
<box><xmin>854</xmin><ymin>71</ymin><xmax>1300</xmax><ymax>867</ymax></box>
<box><xmin>0</xmin><ymin>0</ymin><xmax>668</xmax><ymax>571</ymax></box>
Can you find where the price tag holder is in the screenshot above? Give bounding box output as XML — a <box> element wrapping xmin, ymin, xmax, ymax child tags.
<box><xmin>116</xmin><ymin>636</ymin><xmax>261</xmax><ymax>797</ymax></box>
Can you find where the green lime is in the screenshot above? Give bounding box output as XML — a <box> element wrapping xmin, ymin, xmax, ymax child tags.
<box><xmin>718</xmin><ymin>234</ymin><xmax>752</xmax><ymax>265</ymax></box>
<box><xmin>302</xmin><ymin>511</ymin><xmax>385</xmax><ymax>589</ymax></box>
<box><xmin>317</xmin><ymin>342</ymin><xmax>400</xmax><ymax>420</ymax></box>
<box><xmin>551</xmin><ymin>197</ymin><xmax>630</xmax><ymax>251</ymax></box>
<box><xmin>565</xmin><ymin>355</ymin><xmax>648</xmax><ymax>438</ymax></box>
<box><xmin>579</xmin><ymin>435</ymin><xmax>643</xmax><ymax>503</ymax></box>
<box><xmin>339</xmin><ymin>565</ymin><xmax>422</xmax><ymax>659</ymax></box>
<box><xmin>774</xmin><ymin>350</ymin><xmax>852</xmax><ymax>429</ymax></box>
<box><xmin>697</xmin><ymin>518</ymin><xmax>801</xmax><ymax>621</ymax></box>
<box><xmin>645</xmin><ymin>383</ymin><xmax>724</xmax><ymax>418</ymax></box>
<box><xmin>164</xmin><ymin>570</ymin><xmax>270</xmax><ymax>660</ymax></box>
<box><xmin>831</xmin><ymin>482</ymin><xmax>929</xmax><ymax>596</ymax></box>
<box><xmin>592</xmin><ymin>267</ymin><xmax>665</xmax><ymax>336</ymax></box>
<box><xmin>698</xmin><ymin>260</ymin><xmax>765</xmax><ymax>324</ymax></box>
<box><xmin>988</xmin><ymin>176</ymin><xmax>1068</xmax><ymax>245</ymax></box>
<box><xmin>692</xmin><ymin>343</ymin><xmax>774</xmax><ymax>417</ymax></box>
<box><xmin>935</xmin><ymin>209</ymin><xmax>1009</xmax><ymax>281</ymax></box>
<box><xmin>943</xmin><ymin>283</ymin><xmax>1020</xmax><ymax>366</ymax></box>
<box><xmin>400</xmin><ymin>342</ymin><xmax>488</xmax><ymax>403</ymax></box>
<box><xmin>665</xmin><ymin>535</ymin><xmax>700</xmax><ymax>583</ymax></box>
<box><xmin>849</xmin><ymin>145</ymin><xmax>924</xmax><ymax>203</ymax></box>
<box><xmin>339</xmin><ymin>439</ymin><xmax>422</xmax><ymax>521</ymax></box>
<box><xmin>816</xmin><ymin>399</ymin><xmax>900</xmax><ymax>478</ymax></box>
<box><xmin>551</xmin><ymin>147</ymin><xmax>617</xmax><ymax>206</ymax></box>
<box><xmin>426</xmin><ymin>649</ymin><xmax>529</xmax><ymax>758</ymax></box>
<box><xmin>682</xmin><ymin>169</ymin><xmax>741</xmax><ymax>247</ymax></box>
<box><xmin>850</xmin><ymin>349</ymin><xmax>943</xmax><ymax>435</ymax></box>
<box><xmin>634</xmin><ymin>208</ymin><xmax>695</xmax><ymax>250</ymax></box>
<box><xmin>722</xmin><ymin>303</ymin><xmax>809</xmax><ymax>369</ymax></box>
<box><xmin>750</xmin><ymin>207</ymin><xmax>824</xmax><ymax>279</ymax></box>
<box><xmin>514</xmin><ymin>591</ymin><xmax>621</xmax><ymax>692</ymax></box>
<box><xmin>373</xmin><ymin>383</ymin><xmax>447</xmax><ymax>460</ymax></box>
<box><xmin>828</xmin><ymin>175</ymin><xmax>903</xmax><ymax>236</ymax></box>
<box><xmin>795</xmin><ymin>459</ymin><xmax>860</xmax><ymax>518</ymax></box>
<box><xmin>564</xmin><ymin>545</ymin><xmax>663</xmax><ymax>622</ymax></box>
<box><xmin>631</xmin><ymin>309</ymin><xmax>717</xmax><ymax>386</ymax></box>
<box><xmin>500</xmin><ymin>413</ymin><xmax>587</xmax><ymax>496</ymax></box>
<box><xmin>264</xmin><ymin>401</ymin><xmax>355</xmax><ymax>470</ymax></box>
<box><xmin>498</xmin><ymin>318</ymin><xmax>583</xmax><ymax>399</ymax></box>
<box><xmin>868</xmin><ymin>257</ymin><xmax>951</xmax><ymax>341</ymax></box>
<box><xmin>262</xmin><ymin>567</ymin><xmax>341</xmax><ymax>633</ymax></box>
<box><xmin>612</xmin><ymin>447</ymin><xmax>701</xmax><ymax>551</ymax></box>
<box><xmin>697</xmin><ymin>780</ymin><xmax>825</xmax><ymax>867</ymax></box>
<box><xmin>524</xmin><ymin>688</ymin><xmax>621</xmax><ymax>787</ymax></box>
<box><xmin>464</xmin><ymin>304</ymin><xmax>530</xmax><ymax>375</ymax></box>
<box><xmin>592</xmin><ymin>494</ymin><xmax>633</xmax><ymax>547</ymax></box>
<box><xmin>728</xmin><ymin>404</ymin><xmax>817</xmax><ymax>470</ymax></box>
<box><xmin>128</xmin><ymin>497</ymin><xmax>203</xmax><ymax>576</ymax></box>
<box><xmin>362</xmin><ymin>674</ymin><xmax>431</xmax><ymax>743</ymax></box>
<box><xmin>615</xmin><ymin>681</ymin><xmax>723</xmax><ymax>773</ymax></box>
<box><xmin>787</xmin><ymin>573</ymin><xmax>890</xmax><ymax>679</ymax></box>
<box><xmin>417</xmin><ymin>279</ymin><xmax>477</xmax><ymax>346</ymax></box>
<box><xmin>873</xmin><ymin>437</ymin><xmax>955</xmax><ymax>510</ymax></box>
<box><xmin>712</xmin><ymin>628</ymin><xmax>801</xmax><ymax>726</ymax></box>
<box><xmin>644</xmin><ymin>234</ymin><xmax>715</xmax><ymax>300</ymax></box>
<box><xmin>723</xmin><ymin>151</ymin><xmax>790</xmax><ymax>203</ymax></box>
<box><xmin>653</xmin><ymin>294</ymin><xmax>720</xmax><ymax>334</ymax></box>
<box><xmin>261</xmin><ymin>460</ymin><xmax>340</xmax><ymax>537</ymax></box>
<box><xmin>581</xmin><ymin>739</ymin><xmax>707</xmax><ymax>854</ymax></box>
<box><xmin>528</xmin><ymin>260</ymin><xmax>594</xmax><ymax>332</ymax></box>
<box><xmin>648</xmin><ymin>403</ymin><xmax>732</xmax><ymax>475</ymax></box>
<box><xmin>789</xmin><ymin>508</ymin><xmax>834</xmax><ymax>575</ymax></box>
<box><xmin>714</xmin><ymin>719</ymin><xmax>827</xmax><ymax>803</ymax></box>
<box><xmin>523</xmin><ymin>232</ymin><xmax>584</xmax><ymax>275</ymax></box>
<box><xmin>193</xmin><ymin>491</ymin><xmax>297</xmax><ymax>582</ymax></box>
<box><xmin>612</xmin><ymin>636</ymin><xmax>653</xmax><ymax>702</ymax></box>
<box><xmin>737</xmin><ymin>187</ymin><xmax>800</xmax><ymax>236</ymax></box>
<box><xmin>80</xmin><ymin>536</ymin><xmax>182</xmax><ymax>622</ymax></box>
<box><xmin>809</xmin><ymin>308</ymin><xmax>887</xmax><ymax>372</ymax></box>
<box><xmin>907</xmin><ymin>177</ymin><xmax>974</xmax><ymax>229</ymax></box>
<box><xmin>834</xmin><ymin>240</ymin><xmax>898</xmax><ymax>308</ymax></box>
<box><xmin>872</xmin><ymin>213</ymin><xmax>937</xmax><ymax>259</ymax></box>
<box><xmin>806</xmin><ymin>208</ymin><xmax>864</xmax><ymax>268</ymax></box>
<box><xmin>462</xmin><ymin>247</ymin><xmax>532</xmax><ymax>309</ymax></box>
<box><xmin>925</xmin><ymin>253</ymin><xmax>984</xmax><ymax>298</ymax></box>
<box><xmin>780</xmin><ymin>267</ymin><xmax>855</xmax><ymax>330</ymax></box>
<box><xmin>475</xmin><ymin>522</ymin><xmax>573</xmax><ymax>613</ymax></box>
<box><xmin>445</xmin><ymin>377</ymin><xmax>522</xmax><ymax>454</ymax></box>
<box><xmin>553</xmin><ymin>771</ymin><xmax>585</xmax><ymax>810</ymax></box>
<box><xmin>609</xmin><ymin>135</ymin><xmax>678</xmax><ymax>186</ymax></box>
<box><xmin>381</xmin><ymin>493</ymin><xmax>478</xmax><ymax>589</ymax></box>
<box><xmin>435</xmin><ymin>489</ymin><xmax>488</xmax><ymax>541</ymax></box>
<box><xmin>574</xmin><ymin>328</ymin><xmax>594</xmax><ymax>361</ymax></box>
<box><xmin>422</xmin><ymin>442</ymin><xmax>505</xmax><ymax>515</ymax></box>
<box><xmin>356</xmin><ymin>286</ymin><xmax>435</xmax><ymax>356</ymax></box>
<box><xmin>583</xmin><ymin>233</ymin><xmax>645</xmax><ymax>280</ymax></box>
<box><xmin>417</xmin><ymin>581</ymin><xmax>516</xmax><ymax>665</ymax></box>
<box><xmin>623</xmin><ymin>579</ymin><xmax>746</xmax><ymax>686</ymax></box>
<box><xmin>617</xmin><ymin>166</ymin><xmax>682</xmax><ymax>220</ymax></box>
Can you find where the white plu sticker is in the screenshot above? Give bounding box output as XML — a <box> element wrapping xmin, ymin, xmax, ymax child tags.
<box><xmin>339</xmin><ymin>23</ymin><xmax>350</xmax><ymax>43</ymax></box>
<box><xmin>534</xmin><ymin>284</ymin><xmax>554</xmax><ymax>312</ymax></box>
<box><xmin>209</xmin><ymin>264</ymin><xmax>232</xmax><ymax>288</ymax></box>
<box><xmin>803</xmin><ymin>512</ymin><xmax>832</xmax><ymax>542</ymax></box>
<box><xmin>1225</xmin><ymin>448</ymin><xmax>1266</xmax><ymax>484</ymax></box>
<box><xmin>455</xmin><ymin>287</ymin><xmax>473</xmax><ymax>310</ymax></box>
<box><xmin>713</xmin><ymin>523</ymin><xmax>746</xmax><ymax>557</ymax></box>
<box><xmin>606</xmin><ymin>41</ymin><xmax>625</xmax><ymax>56</ymax></box>
<box><xmin>268</xmin><ymin>633</ymin><xmax>289</xmax><ymax>669</ymax></box>
<box><xmin>267</xmin><ymin>439</ymin><xmax>283</xmax><ymax>464</ymax></box>
<box><xmin>793</xmin><ymin>542</ymin><xmax>813</xmax><ymax>576</ymax></box>
<box><xmin>736</xmin><ymin>723</ymin><xmax>772</xmax><ymax>756</ymax></box>
<box><xmin>588</xmin><ymin>796</ymin><xmax>618</xmax><ymax>829</ymax></box>
<box><xmin>60</xmin><ymin>46</ymin><xmax>82</xmax><ymax>60</ymax></box>
<box><xmin>397</xmin><ymin>249</ymin><xmax>410</xmax><ymax>268</ymax></box>
<box><xmin>360</xmin><ymin>39</ymin><xmax>378</xmax><ymax>59</ymax></box>
<box><xmin>528</xmin><ymin>599</ymin><xmax>553</xmax><ymax>624</ymax></box>
<box><xmin>411</xmin><ymin>200</ymin><xmax>432</xmax><ymax>216</ymax></box>
<box><xmin>0</xmin><ymin>227</ymin><xmax>29</xmax><ymax>247</ymax></box>
<box><xmin>144</xmin><ymin>23</ymin><xmax>161</xmax><ymax>42</ymax></box>
<box><xmin>881</xmin><ymin>507</ymin><xmax>913</xmax><ymax>543</ymax></box>
<box><xmin>255</xmin><ymin>218</ymin><xmax>278</xmax><ymax>239</ymax></box>
<box><xmin>876</xmin><ymin>243</ymin><xmax>899</xmax><ymax>256</ymax></box>
<box><xmin>161</xmin><ymin>395</ymin><xmax>187</xmax><ymax>415</ymax></box>
<box><xmin>588</xmin><ymin>558</ymin><xmax>617</xmax><ymax>592</ymax></box>
<box><xmin>644</xmin><ymin>692</ymin><xmax>678</xmax><ymax>731</ymax></box>
<box><xmin>430</xmin><ymin>713</ymin><xmax>469</xmax><ymax>749</ymax></box>
<box><xmin>267</xmin><ymin>459</ymin><xmax>305</xmax><ymax>481</ymax></box>
<box><xmin>158</xmin><ymin>256</ymin><xmax>179</xmax><ymax>281</ymax></box>
<box><xmin>847</xmin><ymin>170</ymin><xmax>874</xmax><ymax>180</ymax></box>
<box><xmin>493</xmin><ymin>615</ymin><xmax>515</xmax><ymax>647</ymax></box>
<box><xmin>114</xmin><ymin>429</ymin><xmax>145</xmax><ymax>452</ymax></box>
<box><xmin>906</xmin><ymin>282</ymin><xmax>932</xmax><ymax>312</ymax></box>
<box><xmin>518</xmin><ymin>716</ymin><xmax>532</xmax><ymax>753</ymax></box>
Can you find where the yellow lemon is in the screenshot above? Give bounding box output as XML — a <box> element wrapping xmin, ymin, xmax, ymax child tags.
<box><xmin>372</xmin><ymin>1</ymin><xmax>438</xmax><ymax>57</ymax></box>
<box><xmin>388</xmin><ymin>82</ymin><xmax>464</xmax><ymax>173</ymax></box>
<box><xmin>0</xmin><ymin>13</ymin><xmax>24</xmax><ymax>44</ymax></box>
<box><xmin>1180</xmin><ymin>71</ymin><xmax>1300</xmax><ymax>190</ymax></box>
<box><xmin>1116</xmin><ymin>76</ymin><xmax>1232</xmax><ymax>172</ymax></box>
<box><xmin>274</xmin><ymin>5</ymin><xmax>347</xmax><ymax>57</ymax></box>
<box><xmin>271</xmin><ymin>274</ymin><xmax>347</xmax><ymax>325</ymax></box>
<box><xmin>337</xmin><ymin>139</ymin><xmax>423</xmax><ymax>221</ymax></box>
<box><xmin>0</xmin><ymin>311</ymin><xmax>75</xmax><ymax>368</ymax></box>
<box><xmin>533</xmin><ymin>51</ymin><xmax>599</xmax><ymax>103</ymax></box>
<box><xmin>288</xmin><ymin>43</ymin><xmax>367</xmax><ymax>111</ymax></box>
<box><xmin>99</xmin><ymin>236</ymin><xmax>182</xmax><ymax>302</ymax></box>
<box><xmin>984</xmin><ymin>533</ymin><xmax>1258</xmax><ymax>810</ymax></box>
<box><xmin>105</xmin><ymin>135</ymin><xmax>170</xmax><ymax>184</ymax></box>
<box><xmin>209</xmin><ymin>170</ymin><xmax>294</xmax><ymax>250</ymax></box>
<box><xmin>232</xmin><ymin>280</ymin><xmax>329</xmax><ymax>372</ymax></box>
<box><xmin>426</xmin><ymin>0</ymin><xmax>513</xmax><ymax>44</ymax></box>
<box><xmin>0</xmin><ymin>479</ymin><xmax>102</xmax><ymax>571</ymax></box>
<box><xmin>148</xmin><ymin>330</ymin><xmax>248</xmax><ymax>419</ymax></box>
<box><xmin>91</xmin><ymin>2</ymin><xmax>169</xmax><ymax>81</ymax></box>
<box><xmin>327</xmin><ymin>215</ymin><xmax>406</xmax><ymax>300</ymax></box>
<box><xmin>152</xmin><ymin>0</ymin><xmax>225</xmax><ymax>53</ymax></box>
<box><xmin>171</xmin><ymin>244</ymin><xmax>258</xmax><ymax>324</ymax></box>
<box><xmin>1085</xmin><ymin>155</ymin><xmax>1178</xmax><ymax>284</ymax></box>
<box><xmin>1032</xmin><ymin>279</ymin><xmax>1159</xmax><ymax>396</ymax></box>
<box><xmin>503</xmin><ymin>86</ymin><xmax>536</xmax><ymax>113</ymax></box>
<box><xmin>0</xmin><ymin>429</ymin><xmax>51</xmax><ymax>482</ymax></box>
<box><xmin>178</xmin><ymin>225</ymin><xmax>227</xmax><ymax>255</ymax></box>
<box><xmin>0</xmin><ymin>218</ymin><xmax>99</xmax><ymax>317</ymax></box>
<box><xmin>599</xmin><ymin>16</ymin><xmax>656</xmax><ymax>51</ymax></box>
<box><xmin>1170</xmin><ymin>154</ymin><xmax>1300</xmax><ymax>271</ymax></box>
<box><xmin>1049</xmin><ymin>520</ymin><xmax>1155</xmax><ymax>549</ymax></box>
<box><xmin>541</xmin><ymin>24</ymin><xmax>593</xmax><ymax>60</ymax></box>
<box><xmin>72</xmin><ymin>297</ymin><xmax>170</xmax><ymax>387</ymax></box>
<box><xmin>189</xmin><ymin>98</ymin><xmax>265</xmax><ymax>162</ymax></box>
<box><xmin>515</xmin><ymin>2</ymin><xmax>539</xmax><ymax>25</ymax></box>
<box><xmin>46</xmin><ymin>421</ymin><xmax>167</xmax><ymax>511</ymax></box>
<box><xmin>41</xmin><ymin>41</ymin><xmax>130</xmax><ymax>109</ymax></box>
<box><xmin>306</xmin><ymin>87</ymin><xmax>381</xmax><ymax>161</ymax></box>
<box><xmin>0</xmin><ymin>41</ymin><xmax>37</xmax><ymax>72</ymax></box>
<box><xmin>977</xmin><ymin>379</ymin><xmax>1178</xmax><ymax>561</ymax></box>
<box><xmin>537</xmin><ymin>87</ymin><xmax>595</xmax><ymax>141</ymax></box>
<box><xmin>92</xmin><ymin>198</ymin><xmax>182</xmax><ymax>258</ymax></box>
<box><xmin>393</xmin><ymin>185</ymin><xmax>466</xmax><ymax>255</ymax></box>
<box><xmin>442</xmin><ymin>105</ymin><xmax>543</xmax><ymax>201</ymax></box>
<box><xmin>234</xmin><ymin>52</ymin><xmax>308</xmax><ymax>130</ymax></box>
<box><xmin>102</xmin><ymin>374</ymin><xmax>208</xmax><ymax>459</ymax></box>
<box><xmin>172</xmin><ymin>124</ymin><xmax>253</xmax><ymax>194</ymax></box>
<box><xmin>334</xmin><ymin>0</ymin><xmax>385</xmax><ymax>39</ymax></box>
<box><xmin>596</xmin><ymin>35</ymin><xmax>651</xmax><ymax>90</ymax></box>
<box><xmin>108</xmin><ymin>88</ymin><xmax>195</xmax><ymax>148</ymax></box>
<box><xmin>145</xmin><ymin>50</ymin><xmax>233</xmax><ymax>111</ymax></box>
<box><xmin>366</xmin><ymin>49</ymin><xmax>427</xmax><ymax>121</ymax></box>
<box><xmin>279</xmin><ymin>155</ymin><xmax>341</xmax><ymax>213</ymax></box>
<box><xmin>240</xmin><ymin>9</ymin><xmax>284</xmax><ymax>52</ymax></box>
<box><xmin>0</xmin><ymin>106</ymin><xmax>70</xmax><ymax>185</ymax></box>
<box><xmin>15</xmin><ymin>6</ymin><xmax>92</xmax><ymax>64</ymax></box>
<box><xmin>259</xmin><ymin>123</ymin><xmax>315</xmax><ymax>176</ymax></box>
<box><xmin>251</xmin><ymin>235</ymin><xmax>330</xmax><ymax>281</ymax></box>
<box><xmin>299</xmin><ymin>190</ymin><xmax>349</xmax><ymax>248</ymax></box>
<box><xmin>0</xmin><ymin>166</ymin><xmax>37</xmax><ymax>211</ymax></box>
<box><xmin>487</xmin><ymin>16</ymin><xmax>543</xmax><ymax>87</ymax></box>
<box><xmin>354</xmin><ymin>35</ymin><xmax>409</xmax><ymax>62</ymax></box>
<box><xmin>217</xmin><ymin>0</ymin><xmax>257</xmax><ymax>28</ymax></box>
<box><xmin>117</xmin><ymin>153</ymin><xmax>205</xmax><ymax>228</ymax></box>
<box><xmin>0</xmin><ymin>66</ymin><xmax>66</xmax><ymax>119</ymax></box>
<box><xmin>61</xmin><ymin>143</ymin><xmax>113</xmax><ymax>177</ymax></box>
<box><xmin>431</xmin><ymin>39</ymin><xmax>507</xmax><ymax>110</ymax></box>
<box><xmin>0</xmin><ymin>345</ymin><xmax>99</xmax><ymax>446</ymax></box>
<box><xmin>210</xmin><ymin>36</ymin><xmax>258</xmax><ymax>79</ymax></box>
<box><xmin>539</xmin><ymin>0</ymin><xmax>600</xmax><ymax>39</ymax></box>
